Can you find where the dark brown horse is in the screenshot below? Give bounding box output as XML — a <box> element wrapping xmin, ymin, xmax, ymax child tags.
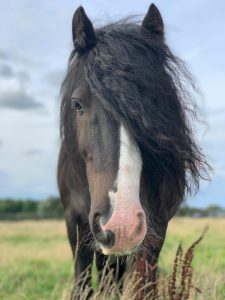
<box><xmin>58</xmin><ymin>3</ymin><xmax>209</xmax><ymax>296</ymax></box>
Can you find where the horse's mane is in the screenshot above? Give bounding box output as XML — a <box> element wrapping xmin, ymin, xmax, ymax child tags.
<box><xmin>60</xmin><ymin>18</ymin><xmax>210</xmax><ymax>217</ymax></box>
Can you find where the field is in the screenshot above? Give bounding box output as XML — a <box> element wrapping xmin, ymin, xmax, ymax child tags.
<box><xmin>0</xmin><ymin>218</ymin><xmax>224</xmax><ymax>299</ymax></box>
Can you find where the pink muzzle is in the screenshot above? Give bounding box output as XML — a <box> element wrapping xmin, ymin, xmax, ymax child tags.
<box><xmin>101</xmin><ymin>198</ymin><xmax>147</xmax><ymax>255</ymax></box>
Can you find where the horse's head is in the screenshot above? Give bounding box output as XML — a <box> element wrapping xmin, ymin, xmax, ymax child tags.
<box><xmin>61</xmin><ymin>4</ymin><xmax>209</xmax><ymax>256</ymax></box>
<box><xmin>68</xmin><ymin>63</ymin><xmax>147</xmax><ymax>256</ymax></box>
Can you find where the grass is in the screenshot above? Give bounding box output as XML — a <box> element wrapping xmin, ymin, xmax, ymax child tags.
<box><xmin>0</xmin><ymin>218</ymin><xmax>224</xmax><ymax>299</ymax></box>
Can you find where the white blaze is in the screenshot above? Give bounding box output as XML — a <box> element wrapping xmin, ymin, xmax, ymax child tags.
<box><xmin>109</xmin><ymin>125</ymin><xmax>142</xmax><ymax>205</ymax></box>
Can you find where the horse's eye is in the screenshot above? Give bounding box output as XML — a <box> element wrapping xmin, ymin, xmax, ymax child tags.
<box><xmin>71</xmin><ymin>99</ymin><xmax>83</xmax><ymax>113</ymax></box>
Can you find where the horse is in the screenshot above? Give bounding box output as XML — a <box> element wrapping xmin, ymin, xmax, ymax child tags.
<box><xmin>58</xmin><ymin>3</ymin><xmax>209</xmax><ymax>297</ymax></box>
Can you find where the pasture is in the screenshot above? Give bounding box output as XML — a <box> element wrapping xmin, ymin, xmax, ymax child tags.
<box><xmin>0</xmin><ymin>218</ymin><xmax>224</xmax><ymax>299</ymax></box>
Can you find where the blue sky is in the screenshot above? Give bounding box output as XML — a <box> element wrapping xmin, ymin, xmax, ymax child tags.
<box><xmin>0</xmin><ymin>0</ymin><xmax>224</xmax><ymax>207</ymax></box>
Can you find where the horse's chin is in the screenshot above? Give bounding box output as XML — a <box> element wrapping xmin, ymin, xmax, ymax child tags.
<box><xmin>98</xmin><ymin>242</ymin><xmax>141</xmax><ymax>257</ymax></box>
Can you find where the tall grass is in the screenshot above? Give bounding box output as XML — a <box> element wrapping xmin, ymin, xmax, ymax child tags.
<box><xmin>71</xmin><ymin>229</ymin><xmax>221</xmax><ymax>300</ymax></box>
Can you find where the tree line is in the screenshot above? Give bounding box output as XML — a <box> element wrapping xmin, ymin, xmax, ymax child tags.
<box><xmin>0</xmin><ymin>197</ymin><xmax>64</xmax><ymax>220</ymax></box>
<box><xmin>0</xmin><ymin>197</ymin><xmax>224</xmax><ymax>220</ymax></box>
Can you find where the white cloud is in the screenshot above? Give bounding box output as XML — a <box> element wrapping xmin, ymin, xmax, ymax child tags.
<box><xmin>0</xmin><ymin>88</ymin><xmax>43</xmax><ymax>110</ymax></box>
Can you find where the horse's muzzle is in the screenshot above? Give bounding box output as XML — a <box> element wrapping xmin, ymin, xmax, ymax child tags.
<box><xmin>92</xmin><ymin>202</ymin><xmax>147</xmax><ymax>255</ymax></box>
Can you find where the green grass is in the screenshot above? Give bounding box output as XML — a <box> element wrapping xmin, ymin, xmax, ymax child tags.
<box><xmin>0</xmin><ymin>260</ymin><xmax>71</xmax><ymax>300</ymax></box>
<box><xmin>0</xmin><ymin>218</ymin><xmax>224</xmax><ymax>299</ymax></box>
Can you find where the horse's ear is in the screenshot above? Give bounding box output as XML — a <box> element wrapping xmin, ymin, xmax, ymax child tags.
<box><xmin>141</xmin><ymin>3</ymin><xmax>164</xmax><ymax>37</ymax></box>
<box><xmin>72</xmin><ymin>6</ymin><xmax>96</xmax><ymax>53</ymax></box>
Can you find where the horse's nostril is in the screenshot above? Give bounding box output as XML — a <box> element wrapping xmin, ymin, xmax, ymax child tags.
<box><xmin>92</xmin><ymin>212</ymin><xmax>102</xmax><ymax>235</ymax></box>
<box><xmin>92</xmin><ymin>212</ymin><xmax>115</xmax><ymax>249</ymax></box>
<box><xmin>98</xmin><ymin>230</ymin><xmax>115</xmax><ymax>248</ymax></box>
<box><xmin>135</xmin><ymin>212</ymin><xmax>145</xmax><ymax>236</ymax></box>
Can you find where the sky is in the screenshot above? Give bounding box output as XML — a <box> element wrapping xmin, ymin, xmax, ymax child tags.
<box><xmin>0</xmin><ymin>0</ymin><xmax>224</xmax><ymax>207</ymax></box>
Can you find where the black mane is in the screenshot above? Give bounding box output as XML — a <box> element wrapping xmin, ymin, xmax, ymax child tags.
<box><xmin>61</xmin><ymin>19</ymin><xmax>210</xmax><ymax>218</ymax></box>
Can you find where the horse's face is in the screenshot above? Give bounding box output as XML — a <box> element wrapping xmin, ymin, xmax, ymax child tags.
<box><xmin>72</xmin><ymin>80</ymin><xmax>147</xmax><ymax>255</ymax></box>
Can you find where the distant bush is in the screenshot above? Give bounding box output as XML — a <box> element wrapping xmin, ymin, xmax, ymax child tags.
<box><xmin>177</xmin><ymin>204</ymin><xmax>225</xmax><ymax>217</ymax></box>
<box><xmin>37</xmin><ymin>197</ymin><xmax>64</xmax><ymax>215</ymax></box>
<box><xmin>0</xmin><ymin>197</ymin><xmax>64</xmax><ymax>220</ymax></box>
